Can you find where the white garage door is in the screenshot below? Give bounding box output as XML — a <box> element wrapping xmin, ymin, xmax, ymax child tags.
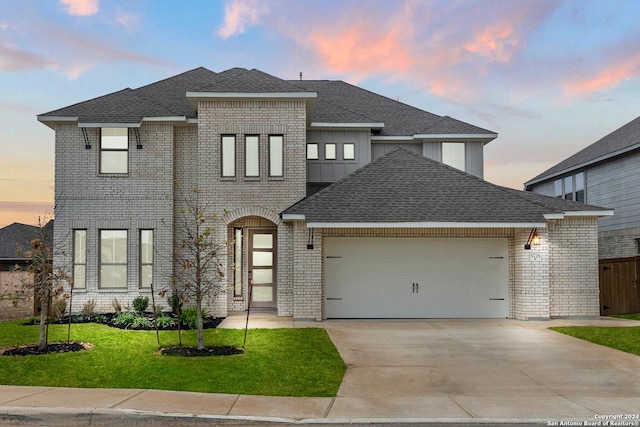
<box><xmin>325</xmin><ymin>237</ymin><xmax>509</xmax><ymax>318</ymax></box>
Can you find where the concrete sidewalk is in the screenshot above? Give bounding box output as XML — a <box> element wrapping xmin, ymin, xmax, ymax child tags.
<box><xmin>2</xmin><ymin>314</ymin><xmax>640</xmax><ymax>426</ymax></box>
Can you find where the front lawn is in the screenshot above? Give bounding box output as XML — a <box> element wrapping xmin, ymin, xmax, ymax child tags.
<box><xmin>0</xmin><ymin>321</ymin><xmax>345</xmax><ymax>397</ymax></box>
<box><xmin>550</xmin><ymin>325</ymin><xmax>640</xmax><ymax>356</ymax></box>
<box><xmin>611</xmin><ymin>313</ymin><xmax>640</xmax><ymax>321</ymax></box>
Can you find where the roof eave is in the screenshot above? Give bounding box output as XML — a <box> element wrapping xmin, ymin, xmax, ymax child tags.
<box><xmin>304</xmin><ymin>221</ymin><xmax>548</xmax><ymax>229</ymax></box>
<box><xmin>310</xmin><ymin>122</ymin><xmax>385</xmax><ymax>130</ymax></box>
<box><xmin>372</xmin><ymin>134</ymin><xmax>497</xmax><ymax>142</ymax></box>
<box><xmin>543</xmin><ymin>210</ymin><xmax>614</xmax><ymax>220</ymax></box>
<box><xmin>37</xmin><ymin>115</ymin><xmax>78</xmax><ymax>129</ymax></box>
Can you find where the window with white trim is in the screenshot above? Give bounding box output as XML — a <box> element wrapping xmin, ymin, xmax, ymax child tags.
<box><xmin>554</xmin><ymin>171</ymin><xmax>585</xmax><ymax>203</ymax></box>
<box><xmin>100</xmin><ymin>128</ymin><xmax>128</xmax><ymax>174</ymax></box>
<box><xmin>100</xmin><ymin>230</ymin><xmax>127</xmax><ymax>288</ymax></box>
<box><xmin>307</xmin><ymin>143</ymin><xmax>319</xmax><ymax>160</ymax></box>
<box><xmin>442</xmin><ymin>142</ymin><xmax>465</xmax><ymax>171</ymax></box>
<box><xmin>343</xmin><ymin>143</ymin><xmax>355</xmax><ymax>160</ymax></box>
<box><xmin>325</xmin><ymin>143</ymin><xmax>336</xmax><ymax>160</ymax></box>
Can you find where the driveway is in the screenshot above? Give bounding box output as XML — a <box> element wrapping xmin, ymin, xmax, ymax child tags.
<box><xmin>323</xmin><ymin>319</ymin><xmax>640</xmax><ymax>420</ymax></box>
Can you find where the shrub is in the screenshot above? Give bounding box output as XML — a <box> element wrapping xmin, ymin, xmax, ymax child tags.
<box><xmin>132</xmin><ymin>296</ymin><xmax>149</xmax><ymax>313</ymax></box>
<box><xmin>111</xmin><ymin>298</ymin><xmax>122</xmax><ymax>313</ymax></box>
<box><xmin>156</xmin><ymin>313</ymin><xmax>173</xmax><ymax>328</ymax></box>
<box><xmin>50</xmin><ymin>296</ymin><xmax>67</xmax><ymax>320</ymax></box>
<box><xmin>179</xmin><ymin>307</ymin><xmax>207</xmax><ymax>329</ymax></box>
<box><xmin>113</xmin><ymin>311</ymin><xmax>135</xmax><ymax>327</ymax></box>
<box><xmin>81</xmin><ymin>299</ymin><xmax>98</xmax><ymax>318</ymax></box>
<box><xmin>131</xmin><ymin>314</ymin><xmax>152</xmax><ymax>329</ymax></box>
<box><xmin>167</xmin><ymin>293</ymin><xmax>182</xmax><ymax>316</ymax></box>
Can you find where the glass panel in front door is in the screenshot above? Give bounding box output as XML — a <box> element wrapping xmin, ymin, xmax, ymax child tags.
<box><xmin>250</xmin><ymin>231</ymin><xmax>276</xmax><ymax>308</ymax></box>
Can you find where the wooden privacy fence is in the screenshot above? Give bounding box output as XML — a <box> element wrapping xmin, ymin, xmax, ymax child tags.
<box><xmin>599</xmin><ymin>256</ymin><xmax>640</xmax><ymax>315</ymax></box>
<box><xmin>0</xmin><ymin>271</ymin><xmax>35</xmax><ymax>320</ymax></box>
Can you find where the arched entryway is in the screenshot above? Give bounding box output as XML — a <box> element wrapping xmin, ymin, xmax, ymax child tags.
<box><xmin>224</xmin><ymin>208</ymin><xmax>281</xmax><ymax>312</ymax></box>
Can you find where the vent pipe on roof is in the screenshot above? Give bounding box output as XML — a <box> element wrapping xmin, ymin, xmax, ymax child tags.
<box><xmin>299</xmin><ymin>72</ymin><xmax>303</xmax><ymax>81</ymax></box>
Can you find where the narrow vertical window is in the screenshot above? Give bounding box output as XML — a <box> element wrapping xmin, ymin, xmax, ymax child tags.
<box><xmin>307</xmin><ymin>143</ymin><xmax>319</xmax><ymax>160</ymax></box>
<box><xmin>442</xmin><ymin>142</ymin><xmax>465</xmax><ymax>171</ymax></box>
<box><xmin>575</xmin><ymin>172</ymin><xmax>585</xmax><ymax>203</ymax></box>
<box><xmin>269</xmin><ymin>135</ymin><xmax>283</xmax><ymax>177</ymax></box>
<box><xmin>554</xmin><ymin>179</ymin><xmax>563</xmax><ymax>197</ymax></box>
<box><xmin>222</xmin><ymin>135</ymin><xmax>236</xmax><ymax>177</ymax></box>
<box><xmin>564</xmin><ymin>176</ymin><xmax>573</xmax><ymax>200</ymax></box>
<box><xmin>140</xmin><ymin>230</ymin><xmax>153</xmax><ymax>288</ymax></box>
<box><xmin>245</xmin><ymin>135</ymin><xmax>260</xmax><ymax>177</ymax></box>
<box><xmin>100</xmin><ymin>128</ymin><xmax>128</xmax><ymax>174</ymax></box>
<box><xmin>100</xmin><ymin>230</ymin><xmax>127</xmax><ymax>288</ymax></box>
<box><xmin>343</xmin><ymin>143</ymin><xmax>355</xmax><ymax>160</ymax></box>
<box><xmin>234</xmin><ymin>228</ymin><xmax>243</xmax><ymax>297</ymax></box>
<box><xmin>325</xmin><ymin>143</ymin><xmax>336</xmax><ymax>160</ymax></box>
<box><xmin>73</xmin><ymin>229</ymin><xmax>86</xmax><ymax>289</ymax></box>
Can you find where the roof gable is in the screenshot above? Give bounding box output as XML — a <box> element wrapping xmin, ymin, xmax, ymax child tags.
<box><xmin>526</xmin><ymin>114</ymin><xmax>640</xmax><ymax>185</ymax></box>
<box><xmin>284</xmin><ymin>148</ymin><xmax>609</xmax><ymax>225</ymax></box>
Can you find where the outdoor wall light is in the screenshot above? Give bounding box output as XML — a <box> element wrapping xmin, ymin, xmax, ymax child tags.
<box><xmin>307</xmin><ymin>228</ymin><xmax>314</xmax><ymax>250</ymax></box>
<box><xmin>524</xmin><ymin>228</ymin><xmax>540</xmax><ymax>250</ymax></box>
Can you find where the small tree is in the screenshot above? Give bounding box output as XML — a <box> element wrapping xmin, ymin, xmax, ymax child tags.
<box><xmin>173</xmin><ymin>188</ymin><xmax>226</xmax><ymax>350</ymax></box>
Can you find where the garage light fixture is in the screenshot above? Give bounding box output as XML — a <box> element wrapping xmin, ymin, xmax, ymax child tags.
<box><xmin>524</xmin><ymin>228</ymin><xmax>540</xmax><ymax>250</ymax></box>
<box><xmin>307</xmin><ymin>228</ymin><xmax>314</xmax><ymax>250</ymax></box>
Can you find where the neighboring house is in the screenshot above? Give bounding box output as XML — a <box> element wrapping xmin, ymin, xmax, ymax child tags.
<box><xmin>0</xmin><ymin>222</ymin><xmax>53</xmax><ymax>271</ymax></box>
<box><xmin>525</xmin><ymin>116</ymin><xmax>640</xmax><ymax>314</ymax></box>
<box><xmin>37</xmin><ymin>67</ymin><xmax>611</xmax><ymax>320</ymax></box>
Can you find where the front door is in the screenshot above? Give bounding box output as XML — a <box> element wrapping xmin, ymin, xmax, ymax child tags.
<box><xmin>249</xmin><ymin>229</ymin><xmax>277</xmax><ymax>308</ymax></box>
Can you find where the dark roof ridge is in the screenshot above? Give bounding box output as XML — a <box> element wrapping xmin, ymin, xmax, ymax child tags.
<box><xmin>133</xmin><ymin>66</ymin><xmax>216</xmax><ymax>91</ymax></box>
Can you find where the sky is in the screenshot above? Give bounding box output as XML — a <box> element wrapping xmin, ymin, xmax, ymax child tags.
<box><xmin>2</xmin><ymin>0</ymin><xmax>640</xmax><ymax>228</ymax></box>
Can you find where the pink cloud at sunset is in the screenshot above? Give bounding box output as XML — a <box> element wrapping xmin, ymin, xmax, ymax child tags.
<box><xmin>60</xmin><ymin>0</ymin><xmax>99</xmax><ymax>17</ymax></box>
<box><xmin>217</xmin><ymin>0</ymin><xmax>268</xmax><ymax>39</ymax></box>
<box><xmin>563</xmin><ymin>54</ymin><xmax>640</xmax><ymax>97</ymax></box>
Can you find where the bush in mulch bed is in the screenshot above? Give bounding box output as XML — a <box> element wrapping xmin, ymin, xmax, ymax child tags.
<box><xmin>1</xmin><ymin>342</ymin><xmax>91</xmax><ymax>356</ymax></box>
<box><xmin>160</xmin><ymin>345</ymin><xmax>244</xmax><ymax>357</ymax></box>
<box><xmin>22</xmin><ymin>313</ymin><xmax>225</xmax><ymax>331</ymax></box>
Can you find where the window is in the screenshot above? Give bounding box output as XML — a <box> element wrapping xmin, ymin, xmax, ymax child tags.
<box><xmin>100</xmin><ymin>230</ymin><xmax>127</xmax><ymax>288</ymax></box>
<box><xmin>234</xmin><ymin>228</ymin><xmax>243</xmax><ymax>297</ymax></box>
<box><xmin>245</xmin><ymin>135</ymin><xmax>259</xmax><ymax>177</ymax></box>
<box><xmin>554</xmin><ymin>172</ymin><xmax>586</xmax><ymax>202</ymax></box>
<box><xmin>343</xmin><ymin>143</ymin><xmax>355</xmax><ymax>160</ymax></box>
<box><xmin>140</xmin><ymin>230</ymin><xmax>153</xmax><ymax>288</ymax></box>
<box><xmin>269</xmin><ymin>135</ymin><xmax>283</xmax><ymax>177</ymax></box>
<box><xmin>325</xmin><ymin>143</ymin><xmax>336</xmax><ymax>160</ymax></box>
<box><xmin>442</xmin><ymin>142</ymin><xmax>465</xmax><ymax>171</ymax></box>
<box><xmin>100</xmin><ymin>128</ymin><xmax>128</xmax><ymax>174</ymax></box>
<box><xmin>307</xmin><ymin>143</ymin><xmax>319</xmax><ymax>160</ymax></box>
<box><xmin>73</xmin><ymin>230</ymin><xmax>86</xmax><ymax>289</ymax></box>
<box><xmin>222</xmin><ymin>135</ymin><xmax>236</xmax><ymax>177</ymax></box>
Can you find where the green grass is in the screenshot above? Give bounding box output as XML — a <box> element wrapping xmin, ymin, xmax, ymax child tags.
<box><xmin>550</xmin><ymin>325</ymin><xmax>640</xmax><ymax>356</ymax></box>
<box><xmin>610</xmin><ymin>313</ymin><xmax>640</xmax><ymax>321</ymax></box>
<box><xmin>0</xmin><ymin>321</ymin><xmax>346</xmax><ymax>397</ymax></box>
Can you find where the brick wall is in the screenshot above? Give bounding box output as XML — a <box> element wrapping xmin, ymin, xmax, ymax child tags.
<box><xmin>53</xmin><ymin>123</ymin><xmax>175</xmax><ymax>313</ymax></box>
<box><xmin>599</xmin><ymin>227</ymin><xmax>640</xmax><ymax>259</ymax></box>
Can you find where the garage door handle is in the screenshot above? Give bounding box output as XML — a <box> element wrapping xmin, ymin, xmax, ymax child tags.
<box><xmin>489</xmin><ymin>298</ymin><xmax>504</xmax><ymax>301</ymax></box>
<box><xmin>327</xmin><ymin>297</ymin><xmax>342</xmax><ymax>301</ymax></box>
<box><xmin>412</xmin><ymin>283</ymin><xmax>419</xmax><ymax>293</ymax></box>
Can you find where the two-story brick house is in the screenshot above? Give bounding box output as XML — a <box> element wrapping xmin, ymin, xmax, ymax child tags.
<box><xmin>38</xmin><ymin>67</ymin><xmax>611</xmax><ymax>320</ymax></box>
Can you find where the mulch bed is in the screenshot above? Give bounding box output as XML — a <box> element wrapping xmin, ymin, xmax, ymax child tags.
<box><xmin>160</xmin><ymin>345</ymin><xmax>244</xmax><ymax>357</ymax></box>
<box><xmin>1</xmin><ymin>342</ymin><xmax>91</xmax><ymax>356</ymax></box>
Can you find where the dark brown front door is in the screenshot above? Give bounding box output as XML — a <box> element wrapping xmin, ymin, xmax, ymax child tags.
<box><xmin>249</xmin><ymin>229</ymin><xmax>276</xmax><ymax>308</ymax></box>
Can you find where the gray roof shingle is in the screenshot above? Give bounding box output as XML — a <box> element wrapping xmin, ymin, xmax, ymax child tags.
<box><xmin>0</xmin><ymin>222</ymin><xmax>53</xmax><ymax>259</ymax></box>
<box><xmin>526</xmin><ymin>115</ymin><xmax>640</xmax><ymax>185</ymax></box>
<box><xmin>39</xmin><ymin>67</ymin><xmax>496</xmax><ymax>139</ymax></box>
<box><xmin>283</xmin><ymin>148</ymin><xmax>609</xmax><ymax>224</ymax></box>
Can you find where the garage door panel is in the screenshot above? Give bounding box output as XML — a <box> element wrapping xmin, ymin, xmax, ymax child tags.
<box><xmin>325</xmin><ymin>237</ymin><xmax>508</xmax><ymax>318</ymax></box>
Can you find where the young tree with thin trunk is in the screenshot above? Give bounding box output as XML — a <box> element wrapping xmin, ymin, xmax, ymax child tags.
<box><xmin>173</xmin><ymin>188</ymin><xmax>226</xmax><ymax>350</ymax></box>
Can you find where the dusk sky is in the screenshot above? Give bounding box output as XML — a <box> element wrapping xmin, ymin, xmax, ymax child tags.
<box><xmin>2</xmin><ymin>0</ymin><xmax>640</xmax><ymax>228</ymax></box>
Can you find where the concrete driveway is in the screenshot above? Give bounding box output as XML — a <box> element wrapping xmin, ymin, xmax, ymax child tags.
<box><xmin>323</xmin><ymin>319</ymin><xmax>640</xmax><ymax>420</ymax></box>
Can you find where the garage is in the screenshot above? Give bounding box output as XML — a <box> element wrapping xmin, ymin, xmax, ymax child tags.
<box><xmin>325</xmin><ymin>237</ymin><xmax>509</xmax><ymax>318</ymax></box>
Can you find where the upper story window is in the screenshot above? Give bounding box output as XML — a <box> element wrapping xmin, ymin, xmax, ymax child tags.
<box><xmin>325</xmin><ymin>143</ymin><xmax>336</xmax><ymax>160</ymax></box>
<box><xmin>100</xmin><ymin>128</ymin><xmax>128</xmax><ymax>174</ymax></box>
<box><xmin>245</xmin><ymin>135</ymin><xmax>260</xmax><ymax>177</ymax></box>
<box><xmin>343</xmin><ymin>143</ymin><xmax>355</xmax><ymax>160</ymax></box>
<box><xmin>221</xmin><ymin>135</ymin><xmax>236</xmax><ymax>177</ymax></box>
<box><xmin>269</xmin><ymin>135</ymin><xmax>283</xmax><ymax>177</ymax></box>
<box><xmin>554</xmin><ymin>171</ymin><xmax>585</xmax><ymax>202</ymax></box>
<box><xmin>442</xmin><ymin>142</ymin><xmax>465</xmax><ymax>171</ymax></box>
<box><xmin>307</xmin><ymin>143</ymin><xmax>319</xmax><ymax>160</ymax></box>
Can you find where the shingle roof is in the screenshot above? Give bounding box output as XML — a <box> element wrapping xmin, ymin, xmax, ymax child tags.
<box><xmin>0</xmin><ymin>222</ymin><xmax>53</xmax><ymax>259</ymax></box>
<box><xmin>283</xmin><ymin>148</ymin><xmax>609</xmax><ymax>224</ymax></box>
<box><xmin>39</xmin><ymin>67</ymin><xmax>496</xmax><ymax>140</ymax></box>
<box><xmin>291</xmin><ymin>80</ymin><xmax>496</xmax><ymax>137</ymax></box>
<box><xmin>526</xmin><ymin>115</ymin><xmax>640</xmax><ymax>186</ymax></box>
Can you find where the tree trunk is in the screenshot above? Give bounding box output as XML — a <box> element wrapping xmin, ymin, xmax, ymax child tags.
<box><xmin>38</xmin><ymin>288</ymin><xmax>49</xmax><ymax>351</ymax></box>
<box><xmin>196</xmin><ymin>295</ymin><xmax>204</xmax><ymax>350</ymax></box>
